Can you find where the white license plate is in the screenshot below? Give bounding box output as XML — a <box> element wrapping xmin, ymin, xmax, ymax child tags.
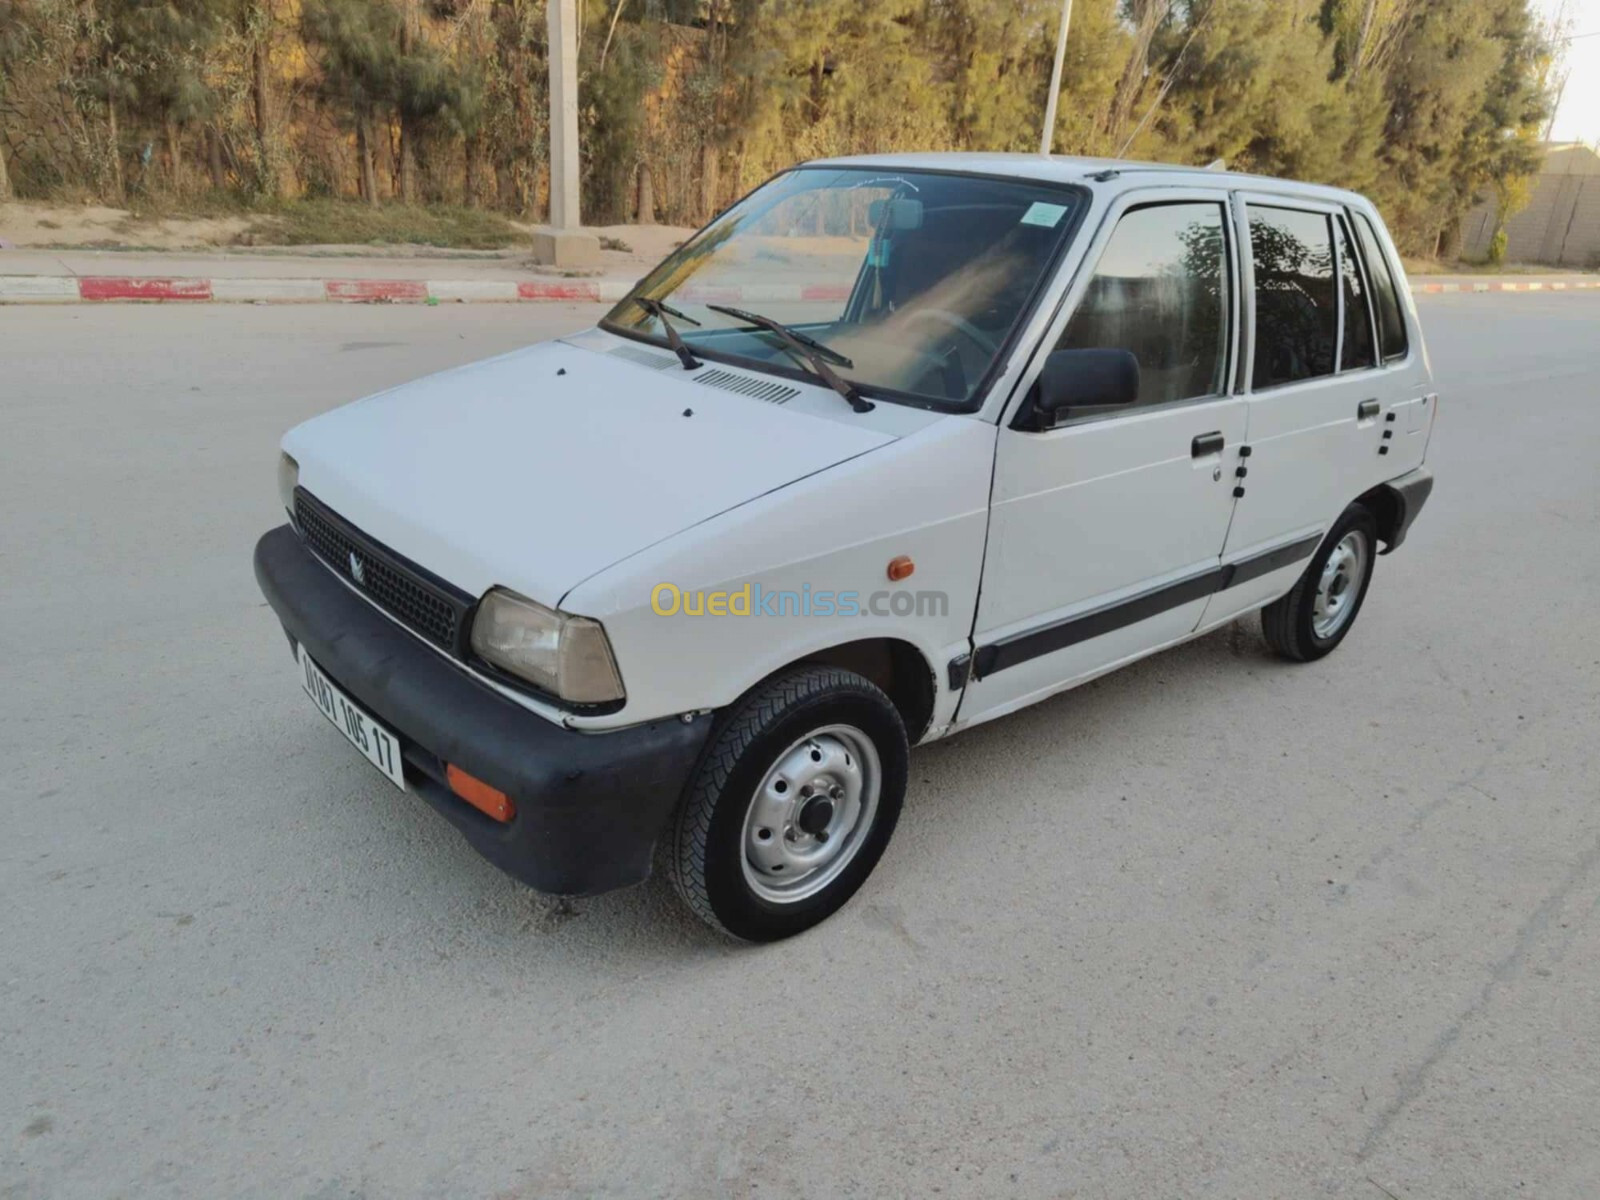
<box><xmin>298</xmin><ymin>646</ymin><xmax>406</xmax><ymax>791</ymax></box>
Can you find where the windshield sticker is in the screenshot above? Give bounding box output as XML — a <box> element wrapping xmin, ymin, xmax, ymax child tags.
<box><xmin>1020</xmin><ymin>201</ymin><xmax>1068</xmax><ymax>228</ymax></box>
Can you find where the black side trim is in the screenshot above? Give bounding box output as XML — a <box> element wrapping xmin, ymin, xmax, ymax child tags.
<box><xmin>975</xmin><ymin>569</ymin><xmax>1219</xmax><ymax>678</ymax></box>
<box><xmin>973</xmin><ymin>532</ymin><xmax>1323</xmax><ymax>680</ymax></box>
<box><xmin>1219</xmin><ymin>533</ymin><xmax>1322</xmax><ymax>589</ymax></box>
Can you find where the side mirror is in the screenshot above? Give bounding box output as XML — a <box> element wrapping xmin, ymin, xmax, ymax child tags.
<box><xmin>1034</xmin><ymin>348</ymin><xmax>1140</xmax><ymax>427</ymax></box>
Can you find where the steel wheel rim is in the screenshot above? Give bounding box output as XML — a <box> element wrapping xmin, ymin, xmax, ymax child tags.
<box><xmin>741</xmin><ymin>724</ymin><xmax>881</xmax><ymax>904</ymax></box>
<box><xmin>1312</xmin><ymin>530</ymin><xmax>1369</xmax><ymax>639</ymax></box>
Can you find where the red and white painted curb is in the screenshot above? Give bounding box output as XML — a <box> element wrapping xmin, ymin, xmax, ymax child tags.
<box><xmin>1410</xmin><ymin>278</ymin><xmax>1600</xmax><ymax>294</ymax></box>
<box><xmin>0</xmin><ymin>274</ymin><xmax>637</xmax><ymax>305</ymax></box>
<box><xmin>0</xmin><ymin>274</ymin><xmax>859</xmax><ymax>305</ymax></box>
<box><xmin>0</xmin><ymin>272</ymin><xmax>1592</xmax><ymax>305</ymax></box>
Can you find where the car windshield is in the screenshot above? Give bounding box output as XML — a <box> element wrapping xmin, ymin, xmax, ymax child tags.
<box><xmin>601</xmin><ymin>167</ymin><xmax>1084</xmax><ymax>410</ymax></box>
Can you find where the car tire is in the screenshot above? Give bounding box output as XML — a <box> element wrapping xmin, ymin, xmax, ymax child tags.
<box><xmin>1260</xmin><ymin>502</ymin><xmax>1379</xmax><ymax>662</ymax></box>
<box><xmin>668</xmin><ymin>665</ymin><xmax>909</xmax><ymax>942</ymax></box>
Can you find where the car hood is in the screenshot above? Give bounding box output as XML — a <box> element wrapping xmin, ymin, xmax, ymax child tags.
<box><xmin>283</xmin><ymin>339</ymin><xmax>897</xmax><ymax>605</ymax></box>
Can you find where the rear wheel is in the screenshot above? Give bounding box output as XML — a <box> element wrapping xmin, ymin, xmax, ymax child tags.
<box><xmin>668</xmin><ymin>666</ymin><xmax>908</xmax><ymax>941</ymax></box>
<box><xmin>1261</xmin><ymin>503</ymin><xmax>1377</xmax><ymax>662</ymax></box>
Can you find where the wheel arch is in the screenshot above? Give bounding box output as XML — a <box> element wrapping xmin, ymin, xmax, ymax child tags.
<box><xmin>1357</xmin><ymin>467</ymin><xmax>1434</xmax><ymax>556</ymax></box>
<box><xmin>788</xmin><ymin>637</ymin><xmax>938</xmax><ymax>744</ymax></box>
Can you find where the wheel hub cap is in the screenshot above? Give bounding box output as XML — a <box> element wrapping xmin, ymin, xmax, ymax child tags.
<box><xmin>798</xmin><ymin>797</ymin><xmax>835</xmax><ymax>835</ymax></box>
<box><xmin>741</xmin><ymin>725</ymin><xmax>881</xmax><ymax>904</ymax></box>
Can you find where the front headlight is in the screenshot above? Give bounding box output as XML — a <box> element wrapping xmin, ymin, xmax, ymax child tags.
<box><xmin>470</xmin><ymin>588</ymin><xmax>625</xmax><ymax>705</ymax></box>
<box><xmin>278</xmin><ymin>452</ymin><xmax>299</xmax><ymax>519</ymax></box>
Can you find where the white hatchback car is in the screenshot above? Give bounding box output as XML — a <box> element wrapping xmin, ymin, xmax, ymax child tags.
<box><xmin>256</xmin><ymin>153</ymin><xmax>1435</xmax><ymax>939</ymax></box>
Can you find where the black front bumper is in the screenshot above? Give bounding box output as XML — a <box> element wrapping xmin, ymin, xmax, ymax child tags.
<box><xmin>254</xmin><ymin>524</ymin><xmax>711</xmax><ymax>896</ymax></box>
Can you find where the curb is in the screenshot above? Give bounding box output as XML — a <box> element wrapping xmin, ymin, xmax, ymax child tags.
<box><xmin>0</xmin><ymin>275</ymin><xmax>858</xmax><ymax>305</ymax></box>
<box><xmin>0</xmin><ymin>274</ymin><xmax>636</xmax><ymax>305</ymax></box>
<box><xmin>1410</xmin><ymin>278</ymin><xmax>1600</xmax><ymax>294</ymax></box>
<box><xmin>0</xmin><ymin>273</ymin><xmax>1594</xmax><ymax>305</ymax></box>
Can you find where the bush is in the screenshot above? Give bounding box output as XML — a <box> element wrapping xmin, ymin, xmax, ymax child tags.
<box><xmin>1487</xmin><ymin>228</ymin><xmax>1508</xmax><ymax>266</ymax></box>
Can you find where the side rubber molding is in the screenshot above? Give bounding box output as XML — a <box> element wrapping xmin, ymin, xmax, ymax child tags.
<box><xmin>254</xmin><ymin>524</ymin><xmax>712</xmax><ymax>896</ymax></box>
<box><xmin>1375</xmin><ymin>466</ymin><xmax>1434</xmax><ymax>555</ymax></box>
<box><xmin>973</xmin><ymin>532</ymin><xmax>1321</xmax><ymax>680</ymax></box>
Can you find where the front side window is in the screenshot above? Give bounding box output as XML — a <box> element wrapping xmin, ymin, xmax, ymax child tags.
<box><xmin>1354</xmin><ymin>213</ymin><xmax>1409</xmax><ymax>362</ymax></box>
<box><xmin>603</xmin><ymin>168</ymin><xmax>1085</xmax><ymax>410</ymax></box>
<box><xmin>1249</xmin><ymin>206</ymin><xmax>1336</xmax><ymax>389</ymax></box>
<box><xmin>1055</xmin><ymin>202</ymin><xmax>1231</xmax><ymax>408</ymax></box>
<box><xmin>1335</xmin><ymin>215</ymin><xmax>1377</xmax><ymax>372</ymax></box>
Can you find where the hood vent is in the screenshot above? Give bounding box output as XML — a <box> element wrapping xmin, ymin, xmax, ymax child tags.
<box><xmin>607</xmin><ymin>344</ymin><xmax>799</xmax><ymax>405</ymax></box>
<box><xmin>693</xmin><ymin>369</ymin><xmax>798</xmax><ymax>405</ymax></box>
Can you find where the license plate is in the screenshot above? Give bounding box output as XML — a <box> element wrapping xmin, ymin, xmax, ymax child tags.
<box><xmin>298</xmin><ymin>646</ymin><xmax>406</xmax><ymax>791</ymax></box>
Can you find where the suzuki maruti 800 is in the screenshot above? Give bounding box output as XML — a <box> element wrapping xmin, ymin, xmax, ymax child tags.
<box><xmin>256</xmin><ymin>154</ymin><xmax>1435</xmax><ymax>940</ymax></box>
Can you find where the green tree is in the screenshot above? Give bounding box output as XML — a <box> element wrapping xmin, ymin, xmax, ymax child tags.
<box><xmin>1372</xmin><ymin>0</ymin><xmax>1549</xmax><ymax>254</ymax></box>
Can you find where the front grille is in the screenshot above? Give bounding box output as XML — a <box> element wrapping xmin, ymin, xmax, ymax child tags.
<box><xmin>294</xmin><ymin>488</ymin><xmax>474</xmax><ymax>653</ymax></box>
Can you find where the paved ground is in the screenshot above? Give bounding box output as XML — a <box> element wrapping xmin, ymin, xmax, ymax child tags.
<box><xmin>3</xmin><ymin>296</ymin><xmax>1597</xmax><ymax>1199</ymax></box>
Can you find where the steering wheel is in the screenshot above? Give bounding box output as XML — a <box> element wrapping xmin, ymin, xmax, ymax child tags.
<box><xmin>902</xmin><ymin>308</ymin><xmax>1000</xmax><ymax>356</ymax></box>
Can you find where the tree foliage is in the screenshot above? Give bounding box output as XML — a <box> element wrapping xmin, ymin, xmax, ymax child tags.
<box><xmin>0</xmin><ymin>0</ymin><xmax>1557</xmax><ymax>254</ymax></box>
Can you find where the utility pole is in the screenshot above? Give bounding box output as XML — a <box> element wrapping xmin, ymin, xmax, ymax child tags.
<box><xmin>536</xmin><ymin>0</ymin><xmax>600</xmax><ymax>265</ymax></box>
<box><xmin>1039</xmin><ymin>0</ymin><xmax>1073</xmax><ymax>155</ymax></box>
<box><xmin>548</xmin><ymin>0</ymin><xmax>580</xmax><ymax>229</ymax></box>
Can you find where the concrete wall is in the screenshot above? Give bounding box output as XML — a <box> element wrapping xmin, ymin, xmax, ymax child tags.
<box><xmin>1458</xmin><ymin>143</ymin><xmax>1600</xmax><ymax>267</ymax></box>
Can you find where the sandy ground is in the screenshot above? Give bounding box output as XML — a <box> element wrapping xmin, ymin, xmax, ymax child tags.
<box><xmin>3</xmin><ymin>296</ymin><xmax>1600</xmax><ymax>1198</ymax></box>
<box><xmin>0</xmin><ymin>200</ymin><xmax>697</xmax><ymax>275</ymax></box>
<box><xmin>0</xmin><ymin>200</ymin><xmax>256</xmax><ymax>249</ymax></box>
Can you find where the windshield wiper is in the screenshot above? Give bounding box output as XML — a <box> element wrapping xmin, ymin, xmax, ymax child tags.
<box><xmin>707</xmin><ymin>304</ymin><xmax>851</xmax><ymax>366</ymax></box>
<box><xmin>705</xmin><ymin>304</ymin><xmax>873</xmax><ymax>413</ymax></box>
<box><xmin>636</xmin><ymin>296</ymin><xmax>702</xmax><ymax>370</ymax></box>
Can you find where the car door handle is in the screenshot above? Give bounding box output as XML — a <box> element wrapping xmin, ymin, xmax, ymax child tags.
<box><xmin>1191</xmin><ymin>432</ymin><xmax>1225</xmax><ymax>458</ymax></box>
<box><xmin>1358</xmin><ymin>399</ymin><xmax>1380</xmax><ymax>420</ymax></box>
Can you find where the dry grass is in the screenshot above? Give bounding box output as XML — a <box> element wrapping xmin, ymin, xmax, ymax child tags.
<box><xmin>239</xmin><ymin>199</ymin><xmax>525</xmax><ymax>250</ymax></box>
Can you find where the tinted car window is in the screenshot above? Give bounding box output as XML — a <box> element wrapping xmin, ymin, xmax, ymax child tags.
<box><xmin>1249</xmin><ymin>206</ymin><xmax>1336</xmax><ymax>389</ymax></box>
<box><xmin>1355</xmin><ymin>213</ymin><xmax>1409</xmax><ymax>361</ymax></box>
<box><xmin>1057</xmin><ymin>202</ymin><xmax>1230</xmax><ymax>407</ymax></box>
<box><xmin>1335</xmin><ymin>216</ymin><xmax>1376</xmax><ymax>371</ymax></box>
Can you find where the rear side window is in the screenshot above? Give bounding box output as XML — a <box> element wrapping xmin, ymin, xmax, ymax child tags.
<box><xmin>1335</xmin><ymin>216</ymin><xmax>1376</xmax><ymax>371</ymax></box>
<box><xmin>1057</xmin><ymin>202</ymin><xmax>1231</xmax><ymax>407</ymax></box>
<box><xmin>1249</xmin><ymin>206</ymin><xmax>1336</xmax><ymax>389</ymax></box>
<box><xmin>1354</xmin><ymin>213</ymin><xmax>1409</xmax><ymax>361</ymax></box>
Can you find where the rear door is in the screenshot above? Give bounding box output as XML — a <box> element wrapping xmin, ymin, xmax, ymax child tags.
<box><xmin>960</xmin><ymin>190</ymin><xmax>1246</xmax><ymax>724</ymax></box>
<box><xmin>1200</xmin><ymin>194</ymin><xmax>1392</xmax><ymax>625</ymax></box>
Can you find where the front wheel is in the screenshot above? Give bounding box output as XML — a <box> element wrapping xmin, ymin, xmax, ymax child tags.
<box><xmin>668</xmin><ymin>666</ymin><xmax>908</xmax><ymax>941</ymax></box>
<box><xmin>1260</xmin><ymin>502</ymin><xmax>1378</xmax><ymax>662</ymax></box>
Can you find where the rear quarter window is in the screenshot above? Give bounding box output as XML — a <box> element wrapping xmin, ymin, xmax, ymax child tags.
<box><xmin>1353</xmin><ymin>213</ymin><xmax>1409</xmax><ymax>362</ymax></box>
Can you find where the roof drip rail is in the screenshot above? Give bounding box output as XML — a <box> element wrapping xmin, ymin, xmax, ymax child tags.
<box><xmin>1085</xmin><ymin>168</ymin><xmax>1121</xmax><ymax>182</ymax></box>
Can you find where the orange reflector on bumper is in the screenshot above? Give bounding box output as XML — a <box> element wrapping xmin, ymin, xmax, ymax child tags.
<box><xmin>446</xmin><ymin>763</ymin><xmax>516</xmax><ymax>823</ymax></box>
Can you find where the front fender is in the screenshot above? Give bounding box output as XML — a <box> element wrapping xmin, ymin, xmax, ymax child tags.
<box><xmin>563</xmin><ymin>415</ymin><xmax>996</xmax><ymax>732</ymax></box>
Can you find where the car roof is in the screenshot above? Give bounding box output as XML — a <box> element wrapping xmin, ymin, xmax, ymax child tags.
<box><xmin>807</xmin><ymin>151</ymin><xmax>1371</xmax><ymax>209</ymax></box>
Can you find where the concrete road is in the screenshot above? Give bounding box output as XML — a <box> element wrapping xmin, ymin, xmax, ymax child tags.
<box><xmin>3</xmin><ymin>297</ymin><xmax>1597</xmax><ymax>1199</ymax></box>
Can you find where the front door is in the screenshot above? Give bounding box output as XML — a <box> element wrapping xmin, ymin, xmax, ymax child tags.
<box><xmin>960</xmin><ymin>194</ymin><xmax>1246</xmax><ymax>726</ymax></box>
